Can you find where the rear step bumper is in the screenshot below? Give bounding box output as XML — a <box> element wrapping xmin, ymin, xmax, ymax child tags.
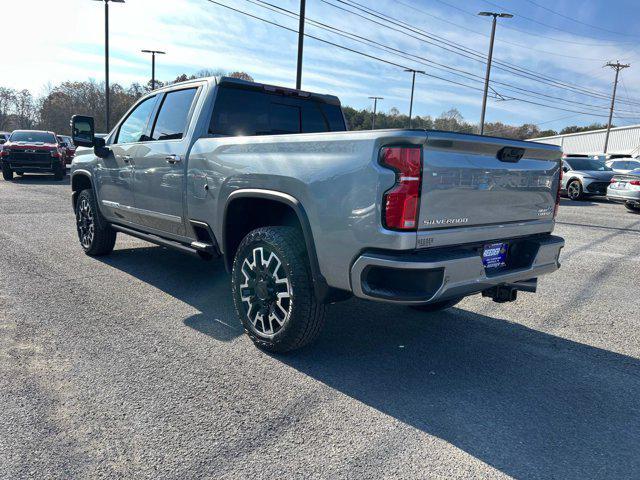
<box><xmin>350</xmin><ymin>235</ymin><xmax>564</xmax><ymax>304</ymax></box>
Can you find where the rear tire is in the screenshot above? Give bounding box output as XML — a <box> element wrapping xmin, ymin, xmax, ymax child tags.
<box><xmin>75</xmin><ymin>189</ymin><xmax>117</xmax><ymax>256</ymax></box>
<box><xmin>231</xmin><ymin>226</ymin><xmax>325</xmax><ymax>353</ymax></box>
<box><xmin>2</xmin><ymin>165</ymin><xmax>13</xmax><ymax>181</ymax></box>
<box><xmin>410</xmin><ymin>297</ymin><xmax>463</xmax><ymax>312</ymax></box>
<box><xmin>625</xmin><ymin>201</ymin><xmax>640</xmax><ymax>213</ymax></box>
<box><xmin>567</xmin><ymin>180</ymin><xmax>583</xmax><ymax>200</ymax></box>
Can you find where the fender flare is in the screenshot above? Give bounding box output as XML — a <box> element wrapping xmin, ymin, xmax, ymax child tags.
<box><xmin>70</xmin><ymin>169</ymin><xmax>94</xmax><ymax>209</ymax></box>
<box><xmin>222</xmin><ymin>189</ymin><xmax>329</xmax><ymax>301</ymax></box>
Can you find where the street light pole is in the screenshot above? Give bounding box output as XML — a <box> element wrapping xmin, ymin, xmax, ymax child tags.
<box><xmin>141</xmin><ymin>50</ymin><xmax>167</xmax><ymax>90</ymax></box>
<box><xmin>93</xmin><ymin>0</ymin><xmax>125</xmax><ymax>132</ymax></box>
<box><xmin>296</xmin><ymin>0</ymin><xmax>306</xmax><ymax>89</ymax></box>
<box><xmin>603</xmin><ymin>61</ymin><xmax>630</xmax><ymax>153</ymax></box>
<box><xmin>478</xmin><ymin>11</ymin><xmax>512</xmax><ymax>135</ymax></box>
<box><xmin>368</xmin><ymin>96</ymin><xmax>383</xmax><ymax>129</ymax></box>
<box><xmin>404</xmin><ymin>69</ymin><xmax>425</xmax><ymax>128</ymax></box>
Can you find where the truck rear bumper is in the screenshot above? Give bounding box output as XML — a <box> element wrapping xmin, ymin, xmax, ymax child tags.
<box><xmin>350</xmin><ymin>235</ymin><xmax>564</xmax><ymax>304</ymax></box>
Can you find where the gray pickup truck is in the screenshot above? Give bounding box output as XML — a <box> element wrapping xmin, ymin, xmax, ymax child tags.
<box><xmin>70</xmin><ymin>76</ymin><xmax>564</xmax><ymax>352</ymax></box>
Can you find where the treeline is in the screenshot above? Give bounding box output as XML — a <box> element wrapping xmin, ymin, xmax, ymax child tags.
<box><xmin>0</xmin><ymin>70</ymin><xmax>252</xmax><ymax>135</ymax></box>
<box><xmin>0</xmin><ymin>72</ymin><xmax>609</xmax><ymax>139</ymax></box>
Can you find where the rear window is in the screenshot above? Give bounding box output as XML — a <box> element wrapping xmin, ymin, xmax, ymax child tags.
<box><xmin>10</xmin><ymin>131</ymin><xmax>56</xmax><ymax>143</ymax></box>
<box><xmin>209</xmin><ymin>86</ymin><xmax>345</xmax><ymax>136</ymax></box>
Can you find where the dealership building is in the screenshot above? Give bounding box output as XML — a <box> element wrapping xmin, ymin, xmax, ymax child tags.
<box><xmin>530</xmin><ymin>123</ymin><xmax>640</xmax><ymax>157</ymax></box>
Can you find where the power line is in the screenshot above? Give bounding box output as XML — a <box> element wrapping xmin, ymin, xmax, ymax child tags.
<box><xmin>204</xmin><ymin>0</ymin><xmax>640</xmax><ymax>120</ymax></box>
<box><xmin>328</xmin><ymin>0</ymin><xmax>640</xmax><ymax>107</ymax></box>
<box><xmin>390</xmin><ymin>0</ymin><xmax>606</xmax><ymax>62</ymax></box>
<box><xmin>248</xmin><ymin>0</ymin><xmax>640</xmax><ymax>115</ymax></box>
<box><xmin>481</xmin><ymin>0</ymin><xmax>638</xmax><ymax>43</ymax></box>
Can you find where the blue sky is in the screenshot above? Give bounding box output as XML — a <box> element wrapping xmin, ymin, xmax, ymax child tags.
<box><xmin>7</xmin><ymin>0</ymin><xmax>640</xmax><ymax>131</ymax></box>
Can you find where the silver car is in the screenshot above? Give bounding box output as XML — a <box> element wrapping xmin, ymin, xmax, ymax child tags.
<box><xmin>605</xmin><ymin>158</ymin><xmax>640</xmax><ymax>174</ymax></box>
<box><xmin>561</xmin><ymin>156</ymin><xmax>615</xmax><ymax>200</ymax></box>
<box><xmin>607</xmin><ymin>169</ymin><xmax>640</xmax><ymax>213</ymax></box>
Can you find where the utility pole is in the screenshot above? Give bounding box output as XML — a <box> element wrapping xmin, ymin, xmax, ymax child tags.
<box><xmin>296</xmin><ymin>0</ymin><xmax>306</xmax><ymax>89</ymax></box>
<box><xmin>93</xmin><ymin>0</ymin><xmax>125</xmax><ymax>132</ymax></box>
<box><xmin>141</xmin><ymin>50</ymin><xmax>166</xmax><ymax>90</ymax></box>
<box><xmin>478</xmin><ymin>11</ymin><xmax>513</xmax><ymax>135</ymax></box>
<box><xmin>404</xmin><ymin>69</ymin><xmax>424</xmax><ymax>128</ymax></box>
<box><xmin>368</xmin><ymin>96</ymin><xmax>383</xmax><ymax>129</ymax></box>
<box><xmin>604</xmin><ymin>61</ymin><xmax>630</xmax><ymax>153</ymax></box>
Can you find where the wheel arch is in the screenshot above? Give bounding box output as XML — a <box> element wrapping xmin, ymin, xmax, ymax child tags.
<box><xmin>222</xmin><ymin>189</ymin><xmax>329</xmax><ymax>301</ymax></box>
<box><xmin>71</xmin><ymin>170</ymin><xmax>94</xmax><ymax>209</ymax></box>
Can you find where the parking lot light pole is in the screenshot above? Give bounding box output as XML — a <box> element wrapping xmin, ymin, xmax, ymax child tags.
<box><xmin>93</xmin><ymin>0</ymin><xmax>125</xmax><ymax>132</ymax></box>
<box><xmin>141</xmin><ymin>50</ymin><xmax>166</xmax><ymax>90</ymax></box>
<box><xmin>478</xmin><ymin>11</ymin><xmax>513</xmax><ymax>135</ymax></box>
<box><xmin>368</xmin><ymin>96</ymin><xmax>383</xmax><ymax>129</ymax></box>
<box><xmin>404</xmin><ymin>69</ymin><xmax>425</xmax><ymax>128</ymax></box>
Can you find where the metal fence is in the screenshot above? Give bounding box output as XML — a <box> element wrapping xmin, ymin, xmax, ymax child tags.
<box><xmin>530</xmin><ymin>124</ymin><xmax>640</xmax><ymax>156</ymax></box>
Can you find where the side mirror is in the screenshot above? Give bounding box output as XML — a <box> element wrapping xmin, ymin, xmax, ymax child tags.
<box><xmin>71</xmin><ymin>115</ymin><xmax>95</xmax><ymax>147</ymax></box>
<box><xmin>0</xmin><ymin>139</ymin><xmax>5</xmax><ymax>145</ymax></box>
<box><xmin>562</xmin><ymin>166</ymin><xmax>569</xmax><ymax>173</ymax></box>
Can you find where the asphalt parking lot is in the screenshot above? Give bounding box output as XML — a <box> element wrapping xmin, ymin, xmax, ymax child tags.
<box><xmin>1</xmin><ymin>176</ymin><xmax>639</xmax><ymax>479</ymax></box>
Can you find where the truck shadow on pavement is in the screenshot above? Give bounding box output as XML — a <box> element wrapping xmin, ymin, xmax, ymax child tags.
<box><xmin>101</xmin><ymin>245</ymin><xmax>639</xmax><ymax>480</ymax></box>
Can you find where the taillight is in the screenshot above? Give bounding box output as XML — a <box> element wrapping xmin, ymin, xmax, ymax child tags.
<box><xmin>380</xmin><ymin>146</ymin><xmax>422</xmax><ymax>230</ymax></box>
<box><xmin>610</xmin><ymin>178</ymin><xmax>618</xmax><ymax>183</ymax></box>
<box><xmin>553</xmin><ymin>164</ymin><xmax>562</xmax><ymax>219</ymax></box>
<box><xmin>0</xmin><ymin>149</ymin><xmax>8</xmax><ymax>158</ymax></box>
<box><xmin>630</xmin><ymin>180</ymin><xmax>640</xmax><ymax>186</ymax></box>
<box><xmin>50</xmin><ymin>150</ymin><xmax>60</xmax><ymax>158</ymax></box>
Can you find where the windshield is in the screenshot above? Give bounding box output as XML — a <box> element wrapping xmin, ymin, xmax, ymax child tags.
<box><xmin>567</xmin><ymin>159</ymin><xmax>612</xmax><ymax>171</ymax></box>
<box><xmin>10</xmin><ymin>131</ymin><xmax>57</xmax><ymax>143</ymax></box>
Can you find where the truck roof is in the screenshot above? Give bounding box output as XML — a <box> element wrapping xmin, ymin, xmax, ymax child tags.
<box><xmin>165</xmin><ymin>75</ymin><xmax>341</xmax><ymax>107</ymax></box>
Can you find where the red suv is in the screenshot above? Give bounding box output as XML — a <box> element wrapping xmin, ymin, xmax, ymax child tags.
<box><xmin>57</xmin><ymin>135</ymin><xmax>76</xmax><ymax>165</ymax></box>
<box><xmin>0</xmin><ymin>130</ymin><xmax>66</xmax><ymax>180</ymax></box>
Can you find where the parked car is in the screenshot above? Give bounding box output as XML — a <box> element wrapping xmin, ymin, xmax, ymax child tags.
<box><xmin>561</xmin><ymin>156</ymin><xmax>615</xmax><ymax>200</ymax></box>
<box><xmin>0</xmin><ymin>130</ymin><xmax>66</xmax><ymax>180</ymax></box>
<box><xmin>0</xmin><ymin>132</ymin><xmax>10</xmax><ymax>154</ymax></box>
<box><xmin>607</xmin><ymin>169</ymin><xmax>640</xmax><ymax>213</ymax></box>
<box><xmin>57</xmin><ymin>135</ymin><xmax>76</xmax><ymax>165</ymax></box>
<box><xmin>605</xmin><ymin>158</ymin><xmax>640</xmax><ymax>174</ymax></box>
<box><xmin>69</xmin><ymin>76</ymin><xmax>564</xmax><ymax>352</ymax></box>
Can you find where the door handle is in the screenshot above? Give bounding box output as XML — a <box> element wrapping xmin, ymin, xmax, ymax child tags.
<box><xmin>122</xmin><ymin>155</ymin><xmax>132</xmax><ymax>163</ymax></box>
<box><xmin>165</xmin><ymin>154</ymin><xmax>182</xmax><ymax>164</ymax></box>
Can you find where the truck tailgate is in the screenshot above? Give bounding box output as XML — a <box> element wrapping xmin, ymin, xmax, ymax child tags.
<box><xmin>419</xmin><ymin>132</ymin><xmax>561</xmax><ymax>231</ymax></box>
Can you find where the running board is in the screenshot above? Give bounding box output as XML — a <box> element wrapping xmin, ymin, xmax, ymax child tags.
<box><xmin>111</xmin><ymin>224</ymin><xmax>219</xmax><ymax>258</ymax></box>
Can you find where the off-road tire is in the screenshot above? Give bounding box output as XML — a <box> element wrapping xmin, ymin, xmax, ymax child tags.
<box><xmin>231</xmin><ymin>226</ymin><xmax>325</xmax><ymax>353</ymax></box>
<box><xmin>567</xmin><ymin>180</ymin><xmax>583</xmax><ymax>201</ymax></box>
<box><xmin>75</xmin><ymin>189</ymin><xmax>117</xmax><ymax>256</ymax></box>
<box><xmin>624</xmin><ymin>201</ymin><xmax>640</xmax><ymax>213</ymax></box>
<box><xmin>410</xmin><ymin>297</ymin><xmax>463</xmax><ymax>312</ymax></box>
<box><xmin>2</xmin><ymin>165</ymin><xmax>13</xmax><ymax>181</ymax></box>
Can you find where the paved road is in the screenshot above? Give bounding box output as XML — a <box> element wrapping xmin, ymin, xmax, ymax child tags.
<box><xmin>1</xmin><ymin>176</ymin><xmax>639</xmax><ymax>479</ymax></box>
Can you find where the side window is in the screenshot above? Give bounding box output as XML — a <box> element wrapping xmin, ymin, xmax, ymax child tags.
<box><xmin>150</xmin><ymin>88</ymin><xmax>197</xmax><ymax>141</ymax></box>
<box><xmin>320</xmin><ymin>104</ymin><xmax>346</xmax><ymax>131</ymax></box>
<box><xmin>115</xmin><ymin>96</ymin><xmax>156</xmax><ymax>144</ymax></box>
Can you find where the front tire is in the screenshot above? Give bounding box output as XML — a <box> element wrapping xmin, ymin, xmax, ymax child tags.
<box><xmin>2</xmin><ymin>165</ymin><xmax>13</xmax><ymax>181</ymax></box>
<box><xmin>625</xmin><ymin>201</ymin><xmax>640</xmax><ymax>213</ymax></box>
<box><xmin>231</xmin><ymin>226</ymin><xmax>325</xmax><ymax>353</ymax></box>
<box><xmin>567</xmin><ymin>180</ymin><xmax>583</xmax><ymax>200</ymax></box>
<box><xmin>53</xmin><ymin>162</ymin><xmax>65</xmax><ymax>180</ymax></box>
<box><xmin>75</xmin><ymin>189</ymin><xmax>117</xmax><ymax>256</ymax></box>
<box><xmin>410</xmin><ymin>297</ymin><xmax>462</xmax><ymax>312</ymax></box>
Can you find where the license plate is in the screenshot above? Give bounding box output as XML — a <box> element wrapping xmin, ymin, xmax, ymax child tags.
<box><xmin>613</xmin><ymin>182</ymin><xmax>627</xmax><ymax>189</ymax></box>
<box><xmin>482</xmin><ymin>242</ymin><xmax>509</xmax><ymax>269</ymax></box>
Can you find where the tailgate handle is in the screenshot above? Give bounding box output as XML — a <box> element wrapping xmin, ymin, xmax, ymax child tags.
<box><xmin>497</xmin><ymin>147</ymin><xmax>525</xmax><ymax>163</ymax></box>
